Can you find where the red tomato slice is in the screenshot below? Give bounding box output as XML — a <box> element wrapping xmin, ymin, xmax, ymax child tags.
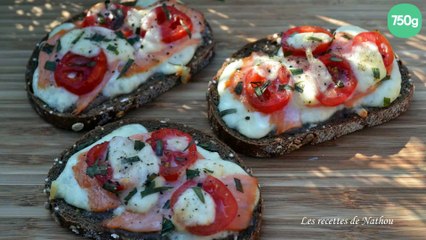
<box><xmin>316</xmin><ymin>54</ymin><xmax>358</xmax><ymax>106</ymax></box>
<box><xmin>154</xmin><ymin>5</ymin><xmax>193</xmax><ymax>43</ymax></box>
<box><xmin>243</xmin><ymin>66</ymin><xmax>292</xmax><ymax>113</ymax></box>
<box><xmin>170</xmin><ymin>176</ymin><xmax>238</xmax><ymax>236</ymax></box>
<box><xmin>147</xmin><ymin>129</ymin><xmax>197</xmax><ymax>182</ymax></box>
<box><xmin>282</xmin><ymin>26</ymin><xmax>333</xmax><ymax>56</ymax></box>
<box><xmin>352</xmin><ymin>31</ymin><xmax>395</xmax><ymax>75</ymax></box>
<box><xmin>85</xmin><ymin>141</ymin><xmax>123</xmax><ymax>192</ymax></box>
<box><xmin>82</xmin><ymin>3</ymin><xmax>130</xmax><ymax>31</ymax></box>
<box><xmin>54</xmin><ymin>51</ymin><xmax>108</xmax><ymax>95</ymax></box>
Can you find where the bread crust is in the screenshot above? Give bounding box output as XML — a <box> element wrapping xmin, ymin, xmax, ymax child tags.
<box><xmin>26</xmin><ymin>1</ymin><xmax>215</xmax><ymax>132</ymax></box>
<box><xmin>207</xmin><ymin>34</ymin><xmax>414</xmax><ymax>158</ymax></box>
<box><xmin>44</xmin><ymin>119</ymin><xmax>262</xmax><ymax>240</ymax></box>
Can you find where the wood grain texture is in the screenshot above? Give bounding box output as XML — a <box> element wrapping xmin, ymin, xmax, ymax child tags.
<box><xmin>0</xmin><ymin>0</ymin><xmax>425</xmax><ymax>239</ymax></box>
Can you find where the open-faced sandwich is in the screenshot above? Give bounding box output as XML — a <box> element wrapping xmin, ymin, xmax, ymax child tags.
<box><xmin>208</xmin><ymin>25</ymin><xmax>414</xmax><ymax>157</ymax></box>
<box><xmin>26</xmin><ymin>0</ymin><xmax>214</xmax><ymax>131</ymax></box>
<box><xmin>45</xmin><ymin>120</ymin><xmax>262</xmax><ymax>239</ymax></box>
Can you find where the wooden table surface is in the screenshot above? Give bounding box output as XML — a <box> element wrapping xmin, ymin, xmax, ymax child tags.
<box><xmin>0</xmin><ymin>0</ymin><xmax>425</xmax><ymax>239</ymax></box>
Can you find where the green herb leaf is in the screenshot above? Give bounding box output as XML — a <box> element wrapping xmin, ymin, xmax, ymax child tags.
<box><xmin>72</xmin><ymin>32</ymin><xmax>85</xmax><ymax>44</ymax></box>
<box><xmin>220</xmin><ymin>108</ymin><xmax>237</xmax><ymax>117</ymax></box>
<box><xmin>122</xmin><ymin>156</ymin><xmax>141</xmax><ymax>164</ymax></box>
<box><xmin>44</xmin><ymin>61</ymin><xmax>57</xmax><ymax>71</ymax></box>
<box><xmin>127</xmin><ymin>36</ymin><xmax>140</xmax><ymax>45</ymax></box>
<box><xmin>141</xmin><ymin>186</ymin><xmax>173</xmax><ymax>198</ymax></box>
<box><xmin>294</xmin><ymin>81</ymin><xmax>304</xmax><ymax>93</ymax></box>
<box><xmin>284</xmin><ymin>51</ymin><xmax>293</xmax><ymax>57</ymax></box>
<box><xmin>290</xmin><ymin>68</ymin><xmax>304</xmax><ymax>75</ymax></box>
<box><xmin>307</xmin><ymin>36</ymin><xmax>323</xmax><ymax>42</ymax></box>
<box><xmin>162</xmin><ymin>200</ymin><xmax>170</xmax><ymax>209</ymax></box>
<box><xmin>97</xmin><ymin>13</ymin><xmax>106</xmax><ymax>25</ymax></box>
<box><xmin>383</xmin><ymin>97</ymin><xmax>391</xmax><ymax>107</ymax></box>
<box><xmin>330</xmin><ymin>56</ymin><xmax>343</xmax><ymax>62</ymax></box>
<box><xmin>254</xmin><ymin>80</ymin><xmax>271</xmax><ymax>97</ymax></box>
<box><xmin>342</xmin><ymin>33</ymin><xmax>352</xmax><ymax>40</ymax></box>
<box><xmin>41</xmin><ymin>43</ymin><xmax>54</xmax><ymax>54</ymax></box>
<box><xmin>134</xmin><ymin>140</ymin><xmax>145</xmax><ymax>151</ymax></box>
<box><xmin>336</xmin><ymin>80</ymin><xmax>345</xmax><ymax>88</ymax></box>
<box><xmin>180</xmin><ymin>19</ymin><xmax>192</xmax><ymax>39</ymax></box>
<box><xmin>102</xmin><ymin>182</ymin><xmax>120</xmax><ymax>193</ymax></box>
<box><xmin>86</xmin><ymin>162</ymin><xmax>108</xmax><ymax>178</ymax></box>
<box><xmin>234</xmin><ymin>81</ymin><xmax>243</xmax><ymax>95</ymax></box>
<box><xmin>186</xmin><ymin>169</ymin><xmax>200</xmax><ymax>180</ymax></box>
<box><xmin>278</xmin><ymin>84</ymin><xmax>294</xmax><ymax>91</ymax></box>
<box><xmin>107</xmin><ymin>44</ymin><xmax>119</xmax><ymax>55</ymax></box>
<box><xmin>162</xmin><ymin>3</ymin><xmax>171</xmax><ymax>20</ymax></box>
<box><xmin>117</xmin><ymin>59</ymin><xmax>134</xmax><ymax>79</ymax></box>
<box><xmin>87</xmin><ymin>61</ymin><xmax>97</xmax><ymax>67</ymax></box>
<box><xmin>115</xmin><ymin>31</ymin><xmax>126</xmax><ymax>39</ymax></box>
<box><xmin>135</xmin><ymin>27</ymin><xmax>141</xmax><ymax>35</ymax></box>
<box><xmin>56</xmin><ymin>40</ymin><xmax>62</xmax><ymax>52</ymax></box>
<box><xmin>234</xmin><ymin>177</ymin><xmax>244</xmax><ymax>193</ymax></box>
<box><xmin>192</xmin><ymin>187</ymin><xmax>205</xmax><ymax>203</ymax></box>
<box><xmin>203</xmin><ymin>168</ymin><xmax>214</xmax><ymax>174</ymax></box>
<box><xmin>161</xmin><ymin>217</ymin><xmax>175</xmax><ymax>237</ymax></box>
<box><xmin>155</xmin><ymin>139</ymin><xmax>163</xmax><ymax>156</ymax></box>
<box><xmin>381</xmin><ymin>75</ymin><xmax>391</xmax><ymax>81</ymax></box>
<box><xmin>372</xmin><ymin>67</ymin><xmax>380</xmax><ymax>79</ymax></box>
<box><xmin>124</xmin><ymin>188</ymin><xmax>138</xmax><ymax>205</ymax></box>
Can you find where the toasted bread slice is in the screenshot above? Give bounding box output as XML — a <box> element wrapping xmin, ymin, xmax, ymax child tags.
<box><xmin>207</xmin><ymin>33</ymin><xmax>414</xmax><ymax>158</ymax></box>
<box><xmin>44</xmin><ymin>119</ymin><xmax>262</xmax><ymax>240</ymax></box>
<box><xmin>26</xmin><ymin>1</ymin><xmax>214</xmax><ymax>132</ymax></box>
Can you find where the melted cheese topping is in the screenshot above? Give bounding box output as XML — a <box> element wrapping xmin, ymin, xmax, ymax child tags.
<box><xmin>286</xmin><ymin>32</ymin><xmax>332</xmax><ymax>50</ymax></box>
<box><xmin>49</xmin><ymin>124</ymin><xmax>260</xmax><ymax>239</ymax></box>
<box><xmin>33</xmin><ymin>1</ymin><xmax>205</xmax><ymax>113</ymax></box>
<box><xmin>217</xmin><ymin>25</ymin><xmax>402</xmax><ymax>139</ymax></box>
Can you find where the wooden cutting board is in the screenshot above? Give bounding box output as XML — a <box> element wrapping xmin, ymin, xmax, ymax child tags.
<box><xmin>0</xmin><ymin>0</ymin><xmax>425</xmax><ymax>239</ymax></box>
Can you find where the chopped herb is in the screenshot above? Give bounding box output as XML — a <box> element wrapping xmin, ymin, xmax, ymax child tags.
<box><xmin>86</xmin><ymin>160</ymin><xmax>108</xmax><ymax>177</ymax></box>
<box><xmin>146</xmin><ymin>173</ymin><xmax>158</xmax><ymax>183</ymax></box>
<box><xmin>107</xmin><ymin>44</ymin><xmax>119</xmax><ymax>55</ymax></box>
<box><xmin>115</xmin><ymin>30</ymin><xmax>126</xmax><ymax>39</ymax></box>
<box><xmin>162</xmin><ymin>200</ymin><xmax>170</xmax><ymax>209</ymax></box>
<box><xmin>183</xmin><ymin>140</ymin><xmax>194</xmax><ymax>152</ymax></box>
<box><xmin>104</xmin><ymin>0</ymin><xmax>110</xmax><ymax>8</ymax></box>
<box><xmin>87</xmin><ymin>61</ymin><xmax>97</xmax><ymax>67</ymax></box>
<box><xmin>122</xmin><ymin>156</ymin><xmax>141</xmax><ymax>164</ymax></box>
<box><xmin>284</xmin><ymin>51</ymin><xmax>292</xmax><ymax>57</ymax></box>
<box><xmin>234</xmin><ymin>81</ymin><xmax>243</xmax><ymax>95</ymax></box>
<box><xmin>186</xmin><ymin>169</ymin><xmax>200</xmax><ymax>180</ymax></box>
<box><xmin>383</xmin><ymin>97</ymin><xmax>391</xmax><ymax>107</ymax></box>
<box><xmin>124</xmin><ymin>188</ymin><xmax>138</xmax><ymax>205</ymax></box>
<box><xmin>381</xmin><ymin>75</ymin><xmax>391</xmax><ymax>81</ymax></box>
<box><xmin>117</xmin><ymin>59</ymin><xmax>134</xmax><ymax>79</ymax></box>
<box><xmin>135</xmin><ymin>27</ymin><xmax>141</xmax><ymax>35</ymax></box>
<box><xmin>86</xmin><ymin>33</ymin><xmax>108</xmax><ymax>42</ymax></box>
<box><xmin>102</xmin><ymin>182</ymin><xmax>120</xmax><ymax>193</ymax></box>
<box><xmin>41</xmin><ymin>43</ymin><xmax>54</xmax><ymax>54</ymax></box>
<box><xmin>336</xmin><ymin>80</ymin><xmax>345</xmax><ymax>88</ymax></box>
<box><xmin>72</xmin><ymin>32</ymin><xmax>85</xmax><ymax>44</ymax></box>
<box><xmin>372</xmin><ymin>67</ymin><xmax>380</xmax><ymax>79</ymax></box>
<box><xmin>44</xmin><ymin>61</ymin><xmax>57</xmax><ymax>71</ymax></box>
<box><xmin>220</xmin><ymin>108</ymin><xmax>237</xmax><ymax>117</ymax></box>
<box><xmin>234</xmin><ymin>177</ymin><xmax>244</xmax><ymax>193</ymax></box>
<box><xmin>294</xmin><ymin>81</ymin><xmax>304</xmax><ymax>93</ymax></box>
<box><xmin>192</xmin><ymin>187</ymin><xmax>205</xmax><ymax>203</ymax></box>
<box><xmin>127</xmin><ymin>36</ymin><xmax>140</xmax><ymax>45</ymax></box>
<box><xmin>134</xmin><ymin>140</ymin><xmax>145</xmax><ymax>151</ymax></box>
<box><xmin>97</xmin><ymin>13</ymin><xmax>106</xmax><ymax>25</ymax></box>
<box><xmin>56</xmin><ymin>40</ymin><xmax>62</xmax><ymax>52</ymax></box>
<box><xmin>155</xmin><ymin>139</ymin><xmax>163</xmax><ymax>156</ymax></box>
<box><xmin>162</xmin><ymin>3</ymin><xmax>171</xmax><ymax>20</ymax></box>
<box><xmin>307</xmin><ymin>36</ymin><xmax>323</xmax><ymax>42</ymax></box>
<box><xmin>141</xmin><ymin>186</ymin><xmax>173</xmax><ymax>198</ymax></box>
<box><xmin>161</xmin><ymin>217</ymin><xmax>175</xmax><ymax>237</ymax></box>
<box><xmin>254</xmin><ymin>80</ymin><xmax>271</xmax><ymax>97</ymax></box>
<box><xmin>330</xmin><ymin>56</ymin><xmax>343</xmax><ymax>62</ymax></box>
<box><xmin>180</xmin><ymin>19</ymin><xmax>192</xmax><ymax>39</ymax></box>
<box><xmin>290</xmin><ymin>68</ymin><xmax>304</xmax><ymax>75</ymax></box>
<box><xmin>203</xmin><ymin>168</ymin><xmax>214</xmax><ymax>174</ymax></box>
<box><xmin>278</xmin><ymin>84</ymin><xmax>294</xmax><ymax>91</ymax></box>
<box><xmin>341</xmin><ymin>33</ymin><xmax>352</xmax><ymax>40</ymax></box>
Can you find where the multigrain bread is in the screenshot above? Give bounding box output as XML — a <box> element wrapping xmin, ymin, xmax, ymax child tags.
<box><xmin>207</xmin><ymin>33</ymin><xmax>414</xmax><ymax>158</ymax></box>
<box><xmin>26</xmin><ymin>1</ymin><xmax>215</xmax><ymax>132</ymax></box>
<box><xmin>44</xmin><ymin>119</ymin><xmax>262</xmax><ymax>240</ymax></box>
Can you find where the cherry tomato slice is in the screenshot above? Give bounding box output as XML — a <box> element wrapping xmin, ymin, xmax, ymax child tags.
<box><xmin>54</xmin><ymin>51</ymin><xmax>108</xmax><ymax>95</ymax></box>
<box><xmin>243</xmin><ymin>66</ymin><xmax>292</xmax><ymax>113</ymax></box>
<box><xmin>147</xmin><ymin>129</ymin><xmax>197</xmax><ymax>182</ymax></box>
<box><xmin>316</xmin><ymin>54</ymin><xmax>358</xmax><ymax>106</ymax></box>
<box><xmin>352</xmin><ymin>31</ymin><xmax>395</xmax><ymax>75</ymax></box>
<box><xmin>82</xmin><ymin>3</ymin><xmax>130</xmax><ymax>31</ymax></box>
<box><xmin>170</xmin><ymin>176</ymin><xmax>238</xmax><ymax>236</ymax></box>
<box><xmin>282</xmin><ymin>26</ymin><xmax>333</xmax><ymax>56</ymax></box>
<box><xmin>154</xmin><ymin>5</ymin><xmax>193</xmax><ymax>43</ymax></box>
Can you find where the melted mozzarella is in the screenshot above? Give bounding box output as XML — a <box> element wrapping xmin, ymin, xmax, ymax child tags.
<box><xmin>166</xmin><ymin>136</ymin><xmax>190</xmax><ymax>152</ymax></box>
<box><xmin>286</xmin><ymin>32</ymin><xmax>332</xmax><ymax>50</ymax></box>
<box><xmin>126</xmin><ymin>176</ymin><xmax>165</xmax><ymax>213</ymax></box>
<box><xmin>50</xmin><ymin>124</ymin><xmax>148</xmax><ymax>210</ymax></box>
<box><xmin>172</xmin><ymin>188</ymin><xmax>216</xmax><ymax>227</ymax></box>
